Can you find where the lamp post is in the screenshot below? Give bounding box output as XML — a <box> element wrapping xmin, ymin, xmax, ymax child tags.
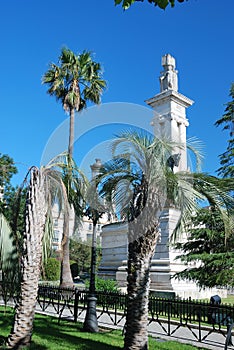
<box><xmin>83</xmin><ymin>159</ymin><xmax>104</xmax><ymax>333</ymax></box>
<box><xmin>83</xmin><ymin>207</ymin><xmax>100</xmax><ymax>332</ymax></box>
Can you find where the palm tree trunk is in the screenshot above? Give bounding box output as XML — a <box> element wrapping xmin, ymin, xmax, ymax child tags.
<box><xmin>7</xmin><ymin>168</ymin><xmax>46</xmax><ymax>349</ymax></box>
<box><xmin>68</xmin><ymin>107</ymin><xmax>75</xmax><ymax>157</ymax></box>
<box><xmin>60</xmin><ymin>107</ymin><xmax>76</xmax><ymax>288</ymax></box>
<box><xmin>124</xmin><ymin>217</ymin><xmax>160</xmax><ymax>350</ymax></box>
<box><xmin>60</xmin><ymin>209</ymin><xmax>74</xmax><ymax>288</ymax></box>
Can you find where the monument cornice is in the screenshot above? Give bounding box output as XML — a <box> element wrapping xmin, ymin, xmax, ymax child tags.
<box><xmin>145</xmin><ymin>89</ymin><xmax>194</xmax><ymax>108</ymax></box>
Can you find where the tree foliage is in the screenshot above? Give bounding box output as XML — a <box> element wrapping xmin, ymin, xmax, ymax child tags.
<box><xmin>43</xmin><ymin>257</ymin><xmax>61</xmax><ymax>281</ymax></box>
<box><xmin>0</xmin><ymin>156</ymin><xmax>25</xmax><ymax>301</ymax></box>
<box><xmin>215</xmin><ymin>83</ymin><xmax>234</xmax><ymax>178</ymax></box>
<box><xmin>174</xmin><ymin>207</ymin><xmax>234</xmax><ymax>288</ymax></box>
<box><xmin>0</xmin><ymin>153</ymin><xmax>18</xmax><ymax>218</ymax></box>
<box><xmin>0</xmin><ymin>213</ymin><xmax>20</xmax><ymax>306</ymax></box>
<box><xmin>0</xmin><ymin>153</ymin><xmax>17</xmax><ymax>189</ymax></box>
<box><xmin>0</xmin><ymin>153</ymin><xmax>25</xmax><ymax>244</ymax></box>
<box><xmin>70</xmin><ymin>238</ymin><xmax>91</xmax><ymax>273</ymax></box>
<box><xmin>1</xmin><ymin>186</ymin><xmax>27</xmax><ymax>240</ymax></box>
<box><xmin>85</xmin><ymin>276</ymin><xmax>120</xmax><ymax>292</ymax></box>
<box><xmin>115</xmin><ymin>0</ymin><xmax>187</xmax><ymax>10</ymax></box>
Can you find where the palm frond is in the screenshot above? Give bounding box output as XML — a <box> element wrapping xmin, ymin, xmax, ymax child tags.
<box><xmin>95</xmin><ymin>129</ymin><xmax>234</xmax><ymax>249</ymax></box>
<box><xmin>187</xmin><ymin>137</ymin><xmax>204</xmax><ymax>172</ymax></box>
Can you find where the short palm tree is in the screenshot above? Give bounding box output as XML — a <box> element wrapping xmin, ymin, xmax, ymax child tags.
<box><xmin>0</xmin><ymin>154</ymin><xmax>87</xmax><ymax>348</ymax></box>
<box><xmin>42</xmin><ymin>47</ymin><xmax>106</xmax><ymax>287</ymax></box>
<box><xmin>98</xmin><ymin>131</ymin><xmax>234</xmax><ymax>350</ymax></box>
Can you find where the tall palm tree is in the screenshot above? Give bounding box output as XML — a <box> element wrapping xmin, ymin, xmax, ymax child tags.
<box><xmin>98</xmin><ymin>131</ymin><xmax>234</xmax><ymax>350</ymax></box>
<box><xmin>42</xmin><ymin>47</ymin><xmax>106</xmax><ymax>287</ymax></box>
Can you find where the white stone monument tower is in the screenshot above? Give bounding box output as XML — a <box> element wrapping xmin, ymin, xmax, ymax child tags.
<box><xmin>115</xmin><ymin>54</ymin><xmax>194</xmax><ymax>295</ymax></box>
<box><xmin>143</xmin><ymin>54</ymin><xmax>193</xmax><ymax>294</ymax></box>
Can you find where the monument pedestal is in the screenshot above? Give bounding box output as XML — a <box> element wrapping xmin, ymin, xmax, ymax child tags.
<box><xmin>98</xmin><ymin>223</ymin><xmax>128</xmax><ymax>280</ymax></box>
<box><xmin>99</xmin><ymin>209</ymin><xmax>227</xmax><ymax>299</ymax></box>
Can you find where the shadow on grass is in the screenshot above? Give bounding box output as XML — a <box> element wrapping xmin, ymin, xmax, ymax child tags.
<box><xmin>0</xmin><ymin>310</ymin><xmax>123</xmax><ymax>350</ymax></box>
<box><xmin>31</xmin><ymin>314</ymin><xmax>123</xmax><ymax>350</ymax></box>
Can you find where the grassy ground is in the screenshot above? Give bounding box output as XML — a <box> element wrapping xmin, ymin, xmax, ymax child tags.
<box><xmin>0</xmin><ymin>308</ymin><xmax>207</xmax><ymax>350</ymax></box>
<box><xmin>221</xmin><ymin>295</ymin><xmax>234</xmax><ymax>304</ymax></box>
<box><xmin>200</xmin><ymin>294</ymin><xmax>234</xmax><ymax>305</ymax></box>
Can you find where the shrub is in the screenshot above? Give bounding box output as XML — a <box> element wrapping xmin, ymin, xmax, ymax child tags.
<box><xmin>85</xmin><ymin>276</ymin><xmax>120</xmax><ymax>292</ymax></box>
<box><xmin>44</xmin><ymin>258</ymin><xmax>60</xmax><ymax>281</ymax></box>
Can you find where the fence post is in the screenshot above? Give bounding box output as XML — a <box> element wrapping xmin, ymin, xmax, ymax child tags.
<box><xmin>198</xmin><ymin>304</ymin><xmax>202</xmax><ymax>342</ymax></box>
<box><xmin>74</xmin><ymin>289</ymin><xmax>79</xmax><ymax>323</ymax></box>
<box><xmin>168</xmin><ymin>300</ymin><xmax>171</xmax><ymax>336</ymax></box>
<box><xmin>58</xmin><ymin>287</ymin><xmax>60</xmax><ymax>316</ymax></box>
<box><xmin>114</xmin><ymin>294</ymin><xmax>117</xmax><ymax>325</ymax></box>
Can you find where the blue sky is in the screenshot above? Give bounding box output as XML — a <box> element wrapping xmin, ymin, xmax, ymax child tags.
<box><xmin>0</xmin><ymin>0</ymin><xmax>233</xmax><ymax>185</ymax></box>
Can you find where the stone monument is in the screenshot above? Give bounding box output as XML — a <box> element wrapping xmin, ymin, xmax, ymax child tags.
<box><xmin>98</xmin><ymin>54</ymin><xmax>226</xmax><ymax>299</ymax></box>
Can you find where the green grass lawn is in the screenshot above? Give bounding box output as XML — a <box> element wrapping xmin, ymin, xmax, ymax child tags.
<box><xmin>221</xmin><ymin>295</ymin><xmax>234</xmax><ymax>305</ymax></box>
<box><xmin>199</xmin><ymin>294</ymin><xmax>234</xmax><ymax>305</ymax></box>
<box><xmin>0</xmin><ymin>308</ymin><xmax>207</xmax><ymax>350</ymax></box>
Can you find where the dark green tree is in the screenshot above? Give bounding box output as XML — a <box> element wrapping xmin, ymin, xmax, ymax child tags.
<box><xmin>174</xmin><ymin>206</ymin><xmax>234</xmax><ymax>288</ymax></box>
<box><xmin>1</xmin><ymin>186</ymin><xmax>26</xmax><ymax>237</ymax></box>
<box><xmin>43</xmin><ymin>47</ymin><xmax>106</xmax><ymax>288</ymax></box>
<box><xmin>0</xmin><ymin>156</ymin><xmax>25</xmax><ymax>285</ymax></box>
<box><xmin>70</xmin><ymin>238</ymin><xmax>91</xmax><ymax>274</ymax></box>
<box><xmin>0</xmin><ymin>153</ymin><xmax>17</xmax><ymax>210</ymax></box>
<box><xmin>1</xmin><ymin>185</ymin><xmax>27</xmax><ymax>304</ymax></box>
<box><xmin>115</xmin><ymin>0</ymin><xmax>187</xmax><ymax>10</ymax></box>
<box><xmin>0</xmin><ymin>153</ymin><xmax>17</xmax><ymax>188</ymax></box>
<box><xmin>43</xmin><ymin>257</ymin><xmax>61</xmax><ymax>281</ymax></box>
<box><xmin>215</xmin><ymin>83</ymin><xmax>234</xmax><ymax>178</ymax></box>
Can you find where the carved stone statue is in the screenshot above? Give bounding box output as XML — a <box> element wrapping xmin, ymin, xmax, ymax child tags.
<box><xmin>159</xmin><ymin>54</ymin><xmax>178</xmax><ymax>92</ymax></box>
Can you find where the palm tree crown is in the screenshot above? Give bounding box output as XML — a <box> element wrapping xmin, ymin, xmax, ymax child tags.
<box><xmin>42</xmin><ymin>48</ymin><xmax>106</xmax><ymax>114</ymax></box>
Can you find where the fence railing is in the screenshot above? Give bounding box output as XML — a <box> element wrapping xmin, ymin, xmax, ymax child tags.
<box><xmin>1</xmin><ymin>284</ymin><xmax>234</xmax><ymax>348</ymax></box>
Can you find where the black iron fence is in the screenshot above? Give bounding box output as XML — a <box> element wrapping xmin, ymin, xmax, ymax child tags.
<box><xmin>37</xmin><ymin>285</ymin><xmax>128</xmax><ymax>326</ymax></box>
<box><xmin>1</xmin><ymin>284</ymin><xmax>234</xmax><ymax>348</ymax></box>
<box><xmin>36</xmin><ymin>286</ymin><xmax>234</xmax><ymax>327</ymax></box>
